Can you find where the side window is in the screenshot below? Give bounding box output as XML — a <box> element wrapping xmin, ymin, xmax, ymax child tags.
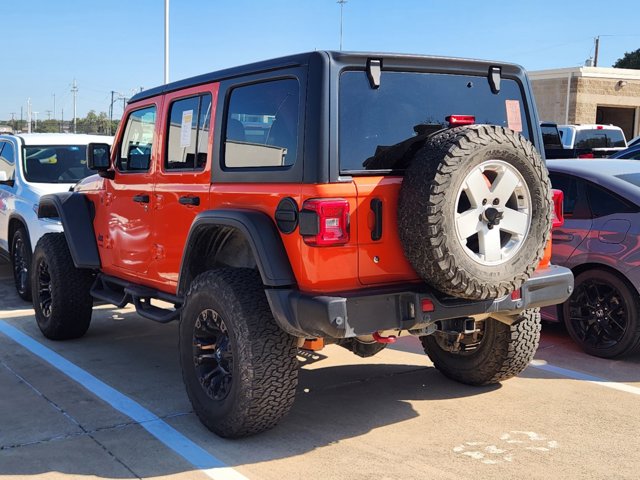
<box><xmin>0</xmin><ymin>142</ymin><xmax>15</xmax><ymax>181</ymax></box>
<box><xmin>117</xmin><ymin>106</ymin><xmax>157</xmax><ymax>172</ymax></box>
<box><xmin>549</xmin><ymin>173</ymin><xmax>590</xmax><ymax>219</ymax></box>
<box><xmin>224</xmin><ymin>78</ymin><xmax>299</xmax><ymax>168</ymax></box>
<box><xmin>165</xmin><ymin>93</ymin><xmax>212</xmax><ymax>170</ymax></box>
<box><xmin>586</xmin><ymin>183</ymin><xmax>637</xmax><ymax>218</ymax></box>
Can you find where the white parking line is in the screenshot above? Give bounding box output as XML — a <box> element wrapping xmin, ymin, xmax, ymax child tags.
<box><xmin>530</xmin><ymin>360</ymin><xmax>640</xmax><ymax>396</ymax></box>
<box><xmin>0</xmin><ymin>320</ymin><xmax>249</xmax><ymax>480</ymax></box>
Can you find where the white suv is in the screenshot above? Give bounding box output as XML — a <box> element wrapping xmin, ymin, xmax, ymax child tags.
<box><xmin>0</xmin><ymin>133</ymin><xmax>113</xmax><ymax>300</ymax></box>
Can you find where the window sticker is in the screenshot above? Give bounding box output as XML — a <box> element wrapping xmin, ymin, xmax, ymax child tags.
<box><xmin>505</xmin><ymin>100</ymin><xmax>522</xmax><ymax>132</ymax></box>
<box><xmin>180</xmin><ymin>110</ymin><xmax>194</xmax><ymax>147</ymax></box>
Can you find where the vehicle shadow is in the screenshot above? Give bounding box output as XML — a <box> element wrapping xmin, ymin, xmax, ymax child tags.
<box><xmin>1</xmin><ymin>311</ymin><xmax>502</xmax><ymax>478</ymax></box>
<box><xmin>0</xmin><ymin>261</ymin><xmax>33</xmax><ymax>312</ymax></box>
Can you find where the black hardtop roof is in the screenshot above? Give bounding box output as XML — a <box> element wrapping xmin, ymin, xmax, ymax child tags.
<box><xmin>129</xmin><ymin>50</ymin><xmax>526</xmax><ymax>105</ymax></box>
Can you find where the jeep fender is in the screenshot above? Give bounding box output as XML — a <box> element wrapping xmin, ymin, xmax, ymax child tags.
<box><xmin>38</xmin><ymin>192</ymin><xmax>101</xmax><ymax>269</ymax></box>
<box><xmin>178</xmin><ymin>209</ymin><xmax>295</xmax><ymax>295</ymax></box>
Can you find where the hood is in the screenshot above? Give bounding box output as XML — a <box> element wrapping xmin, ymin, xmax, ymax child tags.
<box><xmin>26</xmin><ymin>182</ymin><xmax>76</xmax><ymax>196</ymax></box>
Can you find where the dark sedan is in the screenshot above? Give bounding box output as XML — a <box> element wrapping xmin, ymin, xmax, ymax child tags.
<box><xmin>547</xmin><ymin>159</ymin><xmax>640</xmax><ymax>358</ymax></box>
<box><xmin>609</xmin><ymin>143</ymin><xmax>640</xmax><ymax>160</ymax></box>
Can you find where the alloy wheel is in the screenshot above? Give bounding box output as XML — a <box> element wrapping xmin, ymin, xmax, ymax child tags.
<box><xmin>192</xmin><ymin>309</ymin><xmax>234</xmax><ymax>401</ymax></box>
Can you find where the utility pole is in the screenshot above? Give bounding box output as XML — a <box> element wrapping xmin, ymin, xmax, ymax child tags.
<box><xmin>593</xmin><ymin>36</ymin><xmax>600</xmax><ymax>67</ymax></box>
<box><xmin>20</xmin><ymin>106</ymin><xmax>23</xmax><ymax>132</ymax></box>
<box><xmin>45</xmin><ymin>110</ymin><xmax>52</xmax><ymax>121</ymax></box>
<box><xmin>337</xmin><ymin>0</ymin><xmax>347</xmax><ymax>51</ymax></box>
<box><xmin>9</xmin><ymin>112</ymin><xmax>16</xmax><ymax>131</ymax></box>
<box><xmin>61</xmin><ymin>108</ymin><xmax>64</xmax><ymax>133</ymax></box>
<box><xmin>52</xmin><ymin>93</ymin><xmax>56</xmax><ymax>120</ymax></box>
<box><xmin>71</xmin><ymin>79</ymin><xmax>78</xmax><ymax>133</ymax></box>
<box><xmin>33</xmin><ymin>112</ymin><xmax>39</xmax><ymax>131</ymax></box>
<box><xmin>27</xmin><ymin>98</ymin><xmax>32</xmax><ymax>134</ymax></box>
<box><xmin>164</xmin><ymin>0</ymin><xmax>169</xmax><ymax>84</ymax></box>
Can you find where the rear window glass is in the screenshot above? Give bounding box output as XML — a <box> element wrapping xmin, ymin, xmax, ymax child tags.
<box><xmin>574</xmin><ymin>129</ymin><xmax>626</xmax><ymax>149</ymax></box>
<box><xmin>616</xmin><ymin>172</ymin><xmax>640</xmax><ymax>188</ymax></box>
<box><xmin>339</xmin><ymin>71</ymin><xmax>530</xmax><ymax>172</ymax></box>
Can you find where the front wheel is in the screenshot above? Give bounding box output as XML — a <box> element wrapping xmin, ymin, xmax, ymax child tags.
<box><xmin>31</xmin><ymin>233</ymin><xmax>94</xmax><ymax>340</ymax></box>
<box><xmin>179</xmin><ymin>268</ymin><xmax>299</xmax><ymax>438</ymax></box>
<box><xmin>421</xmin><ymin>309</ymin><xmax>541</xmax><ymax>385</ymax></box>
<box><xmin>12</xmin><ymin>227</ymin><xmax>32</xmax><ymax>301</ymax></box>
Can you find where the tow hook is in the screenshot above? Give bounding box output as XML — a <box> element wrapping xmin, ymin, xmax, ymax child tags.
<box><xmin>372</xmin><ymin>331</ymin><xmax>397</xmax><ymax>344</ymax></box>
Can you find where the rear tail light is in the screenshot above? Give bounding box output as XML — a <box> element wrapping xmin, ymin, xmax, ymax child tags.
<box><xmin>551</xmin><ymin>189</ymin><xmax>564</xmax><ymax>228</ymax></box>
<box><xmin>446</xmin><ymin>115</ymin><xmax>476</xmax><ymax>127</ymax></box>
<box><xmin>578</xmin><ymin>153</ymin><xmax>594</xmax><ymax>158</ymax></box>
<box><xmin>300</xmin><ymin>198</ymin><xmax>350</xmax><ymax>246</ymax></box>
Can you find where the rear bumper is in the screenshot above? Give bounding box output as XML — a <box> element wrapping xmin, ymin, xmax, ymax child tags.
<box><xmin>266</xmin><ymin>265</ymin><xmax>574</xmax><ymax>338</ymax></box>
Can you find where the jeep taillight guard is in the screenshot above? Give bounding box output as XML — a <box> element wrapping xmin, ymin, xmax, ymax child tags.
<box><xmin>300</xmin><ymin>198</ymin><xmax>350</xmax><ymax>246</ymax></box>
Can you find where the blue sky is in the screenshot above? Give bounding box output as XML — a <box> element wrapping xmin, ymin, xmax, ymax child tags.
<box><xmin>2</xmin><ymin>0</ymin><xmax>639</xmax><ymax>121</ymax></box>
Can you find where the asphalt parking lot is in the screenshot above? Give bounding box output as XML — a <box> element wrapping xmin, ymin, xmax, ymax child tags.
<box><xmin>1</xmin><ymin>259</ymin><xmax>639</xmax><ymax>480</ymax></box>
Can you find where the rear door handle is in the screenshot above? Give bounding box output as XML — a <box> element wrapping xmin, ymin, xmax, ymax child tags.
<box><xmin>132</xmin><ymin>194</ymin><xmax>150</xmax><ymax>203</ymax></box>
<box><xmin>179</xmin><ymin>195</ymin><xmax>200</xmax><ymax>206</ymax></box>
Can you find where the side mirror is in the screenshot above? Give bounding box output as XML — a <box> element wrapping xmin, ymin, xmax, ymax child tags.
<box><xmin>87</xmin><ymin>143</ymin><xmax>112</xmax><ymax>171</ymax></box>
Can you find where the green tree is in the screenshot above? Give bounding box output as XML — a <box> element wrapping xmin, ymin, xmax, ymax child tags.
<box><xmin>613</xmin><ymin>48</ymin><xmax>640</xmax><ymax>69</ymax></box>
<box><xmin>34</xmin><ymin>119</ymin><xmax>61</xmax><ymax>133</ymax></box>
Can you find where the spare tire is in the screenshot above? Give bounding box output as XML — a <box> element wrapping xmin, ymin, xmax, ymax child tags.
<box><xmin>398</xmin><ymin>125</ymin><xmax>552</xmax><ymax>300</ymax></box>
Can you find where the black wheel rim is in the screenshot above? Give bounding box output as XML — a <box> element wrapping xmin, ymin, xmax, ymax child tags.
<box><xmin>568</xmin><ymin>279</ymin><xmax>628</xmax><ymax>350</ymax></box>
<box><xmin>12</xmin><ymin>235</ymin><xmax>29</xmax><ymax>295</ymax></box>
<box><xmin>192</xmin><ymin>309</ymin><xmax>233</xmax><ymax>401</ymax></box>
<box><xmin>37</xmin><ymin>258</ymin><xmax>53</xmax><ymax>318</ymax></box>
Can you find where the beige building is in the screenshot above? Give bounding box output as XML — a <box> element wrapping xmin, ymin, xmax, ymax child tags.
<box><xmin>530</xmin><ymin>66</ymin><xmax>640</xmax><ymax>141</ymax></box>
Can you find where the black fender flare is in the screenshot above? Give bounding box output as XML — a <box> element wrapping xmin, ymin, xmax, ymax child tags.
<box><xmin>38</xmin><ymin>192</ymin><xmax>101</xmax><ymax>269</ymax></box>
<box><xmin>178</xmin><ymin>209</ymin><xmax>295</xmax><ymax>294</ymax></box>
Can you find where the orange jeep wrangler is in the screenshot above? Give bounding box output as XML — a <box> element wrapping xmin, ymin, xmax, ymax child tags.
<box><xmin>34</xmin><ymin>51</ymin><xmax>573</xmax><ymax>438</ymax></box>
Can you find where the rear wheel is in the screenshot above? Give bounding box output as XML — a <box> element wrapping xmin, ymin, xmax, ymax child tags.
<box><xmin>179</xmin><ymin>268</ymin><xmax>298</xmax><ymax>438</ymax></box>
<box><xmin>31</xmin><ymin>233</ymin><xmax>94</xmax><ymax>340</ymax></box>
<box><xmin>563</xmin><ymin>269</ymin><xmax>640</xmax><ymax>358</ymax></box>
<box><xmin>12</xmin><ymin>227</ymin><xmax>32</xmax><ymax>301</ymax></box>
<box><xmin>421</xmin><ymin>309</ymin><xmax>541</xmax><ymax>386</ymax></box>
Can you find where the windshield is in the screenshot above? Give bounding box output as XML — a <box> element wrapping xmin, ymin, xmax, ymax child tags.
<box><xmin>574</xmin><ymin>129</ymin><xmax>626</xmax><ymax>149</ymax></box>
<box><xmin>22</xmin><ymin>145</ymin><xmax>92</xmax><ymax>183</ymax></box>
<box><xmin>339</xmin><ymin>70</ymin><xmax>530</xmax><ymax>172</ymax></box>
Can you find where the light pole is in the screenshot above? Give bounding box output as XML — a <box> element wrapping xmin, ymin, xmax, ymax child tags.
<box><xmin>164</xmin><ymin>0</ymin><xmax>169</xmax><ymax>84</ymax></box>
<box><xmin>337</xmin><ymin>0</ymin><xmax>347</xmax><ymax>51</ymax></box>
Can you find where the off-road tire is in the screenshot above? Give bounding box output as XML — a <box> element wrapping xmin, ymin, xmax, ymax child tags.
<box><xmin>31</xmin><ymin>233</ymin><xmax>94</xmax><ymax>340</ymax></box>
<box><xmin>399</xmin><ymin>125</ymin><xmax>552</xmax><ymax>300</ymax></box>
<box><xmin>563</xmin><ymin>269</ymin><xmax>640</xmax><ymax>358</ymax></box>
<box><xmin>179</xmin><ymin>268</ymin><xmax>299</xmax><ymax>438</ymax></box>
<box><xmin>421</xmin><ymin>309</ymin><xmax>541</xmax><ymax>385</ymax></box>
<box><xmin>12</xmin><ymin>226</ymin><xmax>32</xmax><ymax>301</ymax></box>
